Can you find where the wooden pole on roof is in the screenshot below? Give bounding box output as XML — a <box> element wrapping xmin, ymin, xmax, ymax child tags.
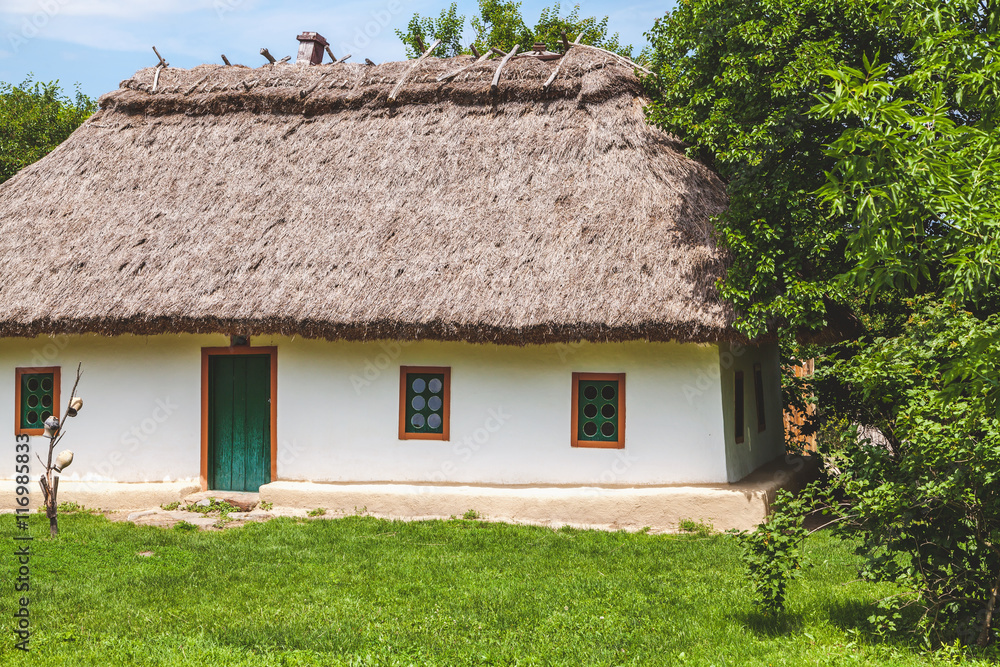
<box><xmin>184</xmin><ymin>75</ymin><xmax>210</xmax><ymax>96</ymax></box>
<box><xmin>151</xmin><ymin>47</ymin><xmax>169</xmax><ymax>92</ymax></box>
<box><xmin>572</xmin><ymin>43</ymin><xmax>652</xmax><ymax>75</ymax></box>
<box><xmin>438</xmin><ymin>49</ymin><xmax>492</xmax><ymax>82</ymax></box>
<box><xmin>470</xmin><ymin>44</ymin><xmax>480</xmax><ymax>58</ymax></box>
<box><xmin>544</xmin><ymin>32</ymin><xmax>597</xmax><ymax>91</ymax></box>
<box><xmin>389</xmin><ymin>38</ymin><xmax>442</xmax><ymax>101</ymax></box>
<box><xmin>336</xmin><ymin>54</ymin><xmax>352</xmax><ymax>63</ymax></box>
<box><xmin>221</xmin><ymin>54</ymin><xmax>232</xmax><ymax>66</ymax></box>
<box><xmin>491</xmin><ymin>44</ymin><xmax>520</xmax><ymax>93</ymax></box>
<box><xmin>324</xmin><ymin>45</ymin><xmax>336</xmax><ymax>62</ymax></box>
<box><xmin>152</xmin><ymin>46</ymin><xmax>169</xmax><ymax>68</ymax></box>
<box><xmin>260</xmin><ymin>47</ymin><xmax>277</xmax><ymax>64</ymax></box>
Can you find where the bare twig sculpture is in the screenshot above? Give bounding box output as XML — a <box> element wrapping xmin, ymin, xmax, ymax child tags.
<box><xmin>37</xmin><ymin>363</ymin><xmax>83</xmax><ymax>537</ymax></box>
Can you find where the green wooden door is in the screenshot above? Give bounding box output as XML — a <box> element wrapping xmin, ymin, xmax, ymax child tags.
<box><xmin>208</xmin><ymin>355</ymin><xmax>271</xmax><ymax>492</ymax></box>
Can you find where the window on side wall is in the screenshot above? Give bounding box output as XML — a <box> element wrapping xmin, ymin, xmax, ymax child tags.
<box><xmin>753</xmin><ymin>363</ymin><xmax>766</xmax><ymax>432</ymax></box>
<box><xmin>15</xmin><ymin>367</ymin><xmax>60</xmax><ymax>436</ymax></box>
<box><xmin>399</xmin><ymin>366</ymin><xmax>450</xmax><ymax>441</ymax></box>
<box><xmin>572</xmin><ymin>372</ymin><xmax>625</xmax><ymax>449</ymax></box>
<box><xmin>734</xmin><ymin>370</ymin><xmax>745</xmax><ymax>444</ymax></box>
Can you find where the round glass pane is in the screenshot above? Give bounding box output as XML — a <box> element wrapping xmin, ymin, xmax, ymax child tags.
<box><xmin>26</xmin><ymin>411</ymin><xmax>38</xmax><ymax>424</ymax></box>
<box><xmin>27</xmin><ymin>378</ymin><xmax>38</xmax><ymax>392</ymax></box>
<box><xmin>411</xmin><ymin>378</ymin><xmax>426</xmax><ymax>393</ymax></box>
<box><xmin>601</xmin><ymin>404</ymin><xmax>615</xmax><ymax>419</ymax></box>
<box><xmin>583</xmin><ymin>421</ymin><xmax>598</xmax><ymax>437</ymax></box>
<box><xmin>428</xmin><ymin>396</ymin><xmax>442</xmax><ymax>411</ymax></box>
<box><xmin>410</xmin><ymin>414</ymin><xmax>426</xmax><ymax>429</ymax></box>
<box><xmin>601</xmin><ymin>422</ymin><xmax>616</xmax><ymax>437</ymax></box>
<box><xmin>41</xmin><ymin>378</ymin><xmax>52</xmax><ymax>391</ymax></box>
<box><xmin>602</xmin><ymin>385</ymin><xmax>616</xmax><ymax>400</ymax></box>
<box><xmin>411</xmin><ymin>396</ymin><xmax>426</xmax><ymax>411</ymax></box>
<box><xmin>583</xmin><ymin>404</ymin><xmax>597</xmax><ymax>418</ymax></box>
<box><xmin>27</xmin><ymin>395</ymin><xmax>39</xmax><ymax>408</ymax></box>
<box><xmin>584</xmin><ymin>385</ymin><xmax>598</xmax><ymax>400</ymax></box>
<box><xmin>42</xmin><ymin>395</ymin><xmax>52</xmax><ymax>408</ymax></box>
<box><xmin>427</xmin><ymin>414</ymin><xmax>442</xmax><ymax>429</ymax></box>
<box><xmin>428</xmin><ymin>378</ymin><xmax>443</xmax><ymax>394</ymax></box>
<box><xmin>40</xmin><ymin>411</ymin><xmax>51</xmax><ymax>422</ymax></box>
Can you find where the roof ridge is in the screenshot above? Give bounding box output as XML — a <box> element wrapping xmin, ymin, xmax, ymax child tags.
<box><xmin>101</xmin><ymin>49</ymin><xmax>643</xmax><ymax>116</ymax></box>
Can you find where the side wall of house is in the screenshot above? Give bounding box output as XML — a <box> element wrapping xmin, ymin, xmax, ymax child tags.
<box><xmin>0</xmin><ymin>334</ymin><xmax>742</xmax><ymax>486</ymax></box>
<box><xmin>718</xmin><ymin>341</ymin><xmax>785</xmax><ymax>483</ymax></box>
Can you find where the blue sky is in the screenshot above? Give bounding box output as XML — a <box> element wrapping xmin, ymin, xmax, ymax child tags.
<box><xmin>0</xmin><ymin>0</ymin><xmax>673</xmax><ymax>99</ymax></box>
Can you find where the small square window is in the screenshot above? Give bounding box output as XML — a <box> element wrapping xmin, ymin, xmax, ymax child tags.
<box><xmin>735</xmin><ymin>370</ymin><xmax>745</xmax><ymax>444</ymax></box>
<box><xmin>16</xmin><ymin>367</ymin><xmax>60</xmax><ymax>436</ymax></box>
<box><xmin>572</xmin><ymin>372</ymin><xmax>625</xmax><ymax>449</ymax></box>
<box><xmin>753</xmin><ymin>363</ymin><xmax>766</xmax><ymax>432</ymax></box>
<box><xmin>399</xmin><ymin>366</ymin><xmax>450</xmax><ymax>440</ymax></box>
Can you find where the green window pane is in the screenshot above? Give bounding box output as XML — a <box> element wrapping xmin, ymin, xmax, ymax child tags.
<box><xmin>577</xmin><ymin>379</ymin><xmax>619</xmax><ymax>442</ymax></box>
<box><xmin>20</xmin><ymin>372</ymin><xmax>54</xmax><ymax>430</ymax></box>
<box><xmin>404</xmin><ymin>372</ymin><xmax>445</xmax><ymax>434</ymax></box>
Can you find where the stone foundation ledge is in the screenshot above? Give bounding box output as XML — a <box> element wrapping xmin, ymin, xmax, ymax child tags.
<box><xmin>0</xmin><ymin>457</ymin><xmax>818</xmax><ymax>530</ymax></box>
<box><xmin>0</xmin><ymin>480</ymin><xmax>201</xmax><ymax>511</ymax></box>
<box><xmin>260</xmin><ymin>481</ymin><xmax>769</xmax><ymax>531</ymax></box>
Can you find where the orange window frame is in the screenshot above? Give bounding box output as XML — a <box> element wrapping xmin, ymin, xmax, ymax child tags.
<box><xmin>398</xmin><ymin>366</ymin><xmax>451</xmax><ymax>441</ymax></box>
<box><xmin>200</xmin><ymin>346</ymin><xmax>278</xmax><ymax>492</ymax></box>
<box><xmin>15</xmin><ymin>366</ymin><xmax>61</xmax><ymax>436</ymax></box>
<box><xmin>571</xmin><ymin>372</ymin><xmax>626</xmax><ymax>449</ymax></box>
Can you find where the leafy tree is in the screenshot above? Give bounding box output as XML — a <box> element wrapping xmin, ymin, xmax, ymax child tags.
<box><xmin>396</xmin><ymin>3</ymin><xmax>468</xmax><ymax>58</ymax></box>
<box><xmin>817</xmin><ymin>301</ymin><xmax>1000</xmax><ymax>646</ymax></box>
<box><xmin>643</xmin><ymin>0</ymin><xmax>912</xmax><ymax>337</ymax></box>
<box><xmin>397</xmin><ymin>1</ymin><xmax>632</xmax><ymax>59</ymax></box>
<box><xmin>813</xmin><ymin>5</ymin><xmax>1000</xmax><ymax>313</ymax></box>
<box><xmin>530</xmin><ymin>3</ymin><xmax>628</xmax><ymax>57</ymax></box>
<box><xmin>470</xmin><ymin>0</ymin><xmax>534</xmax><ymax>54</ymax></box>
<box><xmin>806</xmin><ymin>2</ymin><xmax>1000</xmax><ymax>646</ymax></box>
<box><xmin>0</xmin><ymin>77</ymin><xmax>96</xmax><ymax>185</ymax></box>
<box><xmin>647</xmin><ymin>0</ymin><xmax>1000</xmax><ymax>646</ymax></box>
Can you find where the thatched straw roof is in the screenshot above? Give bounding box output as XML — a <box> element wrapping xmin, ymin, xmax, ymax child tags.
<box><xmin>0</xmin><ymin>49</ymin><xmax>734</xmax><ymax>345</ymax></box>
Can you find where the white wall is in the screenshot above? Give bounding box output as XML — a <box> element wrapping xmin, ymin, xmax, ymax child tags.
<box><xmin>0</xmin><ymin>334</ymin><xmax>223</xmax><ymax>485</ymax></box>
<box><xmin>259</xmin><ymin>336</ymin><xmax>729</xmax><ymax>485</ymax></box>
<box><xmin>1</xmin><ymin>334</ymin><xmax>738</xmax><ymax>486</ymax></box>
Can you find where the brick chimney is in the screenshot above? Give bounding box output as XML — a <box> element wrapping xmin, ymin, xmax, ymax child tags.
<box><xmin>296</xmin><ymin>32</ymin><xmax>328</xmax><ymax>65</ymax></box>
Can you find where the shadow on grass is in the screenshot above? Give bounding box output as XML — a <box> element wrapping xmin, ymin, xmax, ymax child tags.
<box><xmin>825</xmin><ymin>598</ymin><xmax>880</xmax><ymax>634</ymax></box>
<box><xmin>734</xmin><ymin>610</ymin><xmax>805</xmax><ymax>637</ymax></box>
<box><xmin>824</xmin><ymin>598</ymin><xmax>933</xmax><ymax>656</ymax></box>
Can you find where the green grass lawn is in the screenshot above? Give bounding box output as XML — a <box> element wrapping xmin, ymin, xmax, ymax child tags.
<box><xmin>0</xmin><ymin>512</ymin><xmax>991</xmax><ymax>666</ymax></box>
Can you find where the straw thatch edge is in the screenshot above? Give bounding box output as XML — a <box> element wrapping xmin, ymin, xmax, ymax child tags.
<box><xmin>0</xmin><ymin>316</ymin><xmax>756</xmax><ymax>346</ymax></box>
